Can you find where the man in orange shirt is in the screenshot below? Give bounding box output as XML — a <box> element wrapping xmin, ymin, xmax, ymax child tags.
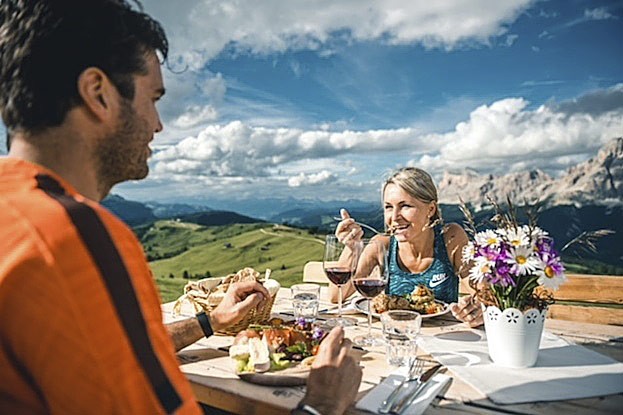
<box><xmin>0</xmin><ymin>1</ymin><xmax>362</xmax><ymax>414</ymax></box>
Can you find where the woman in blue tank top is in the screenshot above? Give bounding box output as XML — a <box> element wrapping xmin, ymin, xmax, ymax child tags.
<box><xmin>330</xmin><ymin>167</ymin><xmax>484</xmax><ymax>327</ymax></box>
<box><xmin>386</xmin><ymin>224</ymin><xmax>458</xmax><ymax>303</ymax></box>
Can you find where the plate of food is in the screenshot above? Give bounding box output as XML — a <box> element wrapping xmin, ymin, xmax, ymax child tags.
<box><xmin>353</xmin><ymin>285</ymin><xmax>450</xmax><ymax>319</ymax></box>
<box><xmin>228</xmin><ymin>318</ymin><xmax>325</xmax><ymax>386</ymax></box>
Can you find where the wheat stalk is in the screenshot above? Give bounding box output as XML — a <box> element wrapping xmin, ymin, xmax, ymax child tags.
<box><xmin>561</xmin><ymin>229</ymin><xmax>615</xmax><ymax>254</ymax></box>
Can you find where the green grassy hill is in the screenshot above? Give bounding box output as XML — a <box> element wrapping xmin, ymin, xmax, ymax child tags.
<box><xmin>142</xmin><ymin>220</ymin><xmax>325</xmax><ymax>302</ymax></box>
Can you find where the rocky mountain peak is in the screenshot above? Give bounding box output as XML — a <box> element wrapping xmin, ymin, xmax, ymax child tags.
<box><xmin>438</xmin><ymin>137</ymin><xmax>622</xmax><ymax>208</ymax></box>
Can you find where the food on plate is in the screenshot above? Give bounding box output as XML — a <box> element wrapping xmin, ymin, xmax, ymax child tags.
<box><xmin>229</xmin><ymin>318</ymin><xmax>326</xmax><ymax>374</ymax></box>
<box><xmin>371</xmin><ymin>284</ymin><xmax>445</xmax><ymax>315</ymax></box>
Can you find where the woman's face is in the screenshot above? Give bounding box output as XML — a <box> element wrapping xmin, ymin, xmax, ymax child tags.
<box><xmin>383</xmin><ymin>183</ymin><xmax>435</xmax><ymax>242</ymax></box>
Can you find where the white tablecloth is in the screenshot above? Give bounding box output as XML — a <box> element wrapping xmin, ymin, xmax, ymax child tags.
<box><xmin>419</xmin><ymin>328</ymin><xmax>623</xmax><ymax>404</ymax></box>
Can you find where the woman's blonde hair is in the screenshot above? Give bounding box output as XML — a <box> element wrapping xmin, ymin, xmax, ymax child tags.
<box><xmin>382</xmin><ymin>167</ymin><xmax>442</xmax><ymax>225</ymax></box>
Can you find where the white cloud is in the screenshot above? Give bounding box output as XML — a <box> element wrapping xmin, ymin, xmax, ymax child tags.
<box><xmin>584</xmin><ymin>8</ymin><xmax>616</xmax><ymax>21</ymax></box>
<box><xmin>200</xmin><ymin>73</ymin><xmax>227</xmax><ymax>102</ymax></box>
<box><xmin>143</xmin><ymin>0</ymin><xmax>534</xmax><ymax>70</ymax></box>
<box><xmin>143</xmin><ymin>86</ymin><xmax>623</xmax><ymax>199</ymax></box>
<box><xmin>288</xmin><ymin>170</ymin><xmax>336</xmax><ymax>187</ymax></box>
<box><xmin>173</xmin><ymin>105</ymin><xmax>219</xmax><ymax>128</ymax></box>
<box><xmin>151</xmin><ymin>120</ymin><xmax>427</xmax><ymax>178</ymax></box>
<box><xmin>140</xmin><ymin>0</ymin><xmax>536</xmax><ymax>135</ymax></box>
<box><xmin>503</xmin><ymin>34</ymin><xmax>519</xmax><ymax>47</ymax></box>
<box><xmin>153</xmin><ymin>86</ymin><xmax>623</xmax><ymax>187</ymax></box>
<box><xmin>411</xmin><ymin>96</ymin><xmax>623</xmax><ymax>176</ymax></box>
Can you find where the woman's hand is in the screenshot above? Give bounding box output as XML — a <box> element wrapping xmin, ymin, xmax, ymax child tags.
<box><xmin>450</xmin><ymin>294</ymin><xmax>484</xmax><ymax>327</ymax></box>
<box><xmin>335</xmin><ymin>208</ymin><xmax>363</xmax><ymax>249</ymax></box>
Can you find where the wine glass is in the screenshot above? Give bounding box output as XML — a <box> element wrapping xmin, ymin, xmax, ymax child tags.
<box><xmin>323</xmin><ymin>235</ymin><xmax>361</xmax><ymax>327</ymax></box>
<box><xmin>352</xmin><ymin>239</ymin><xmax>388</xmax><ymax>347</ymax></box>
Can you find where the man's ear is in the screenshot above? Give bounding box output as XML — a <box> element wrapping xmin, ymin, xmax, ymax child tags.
<box><xmin>77</xmin><ymin>67</ymin><xmax>115</xmax><ymax>121</ymax></box>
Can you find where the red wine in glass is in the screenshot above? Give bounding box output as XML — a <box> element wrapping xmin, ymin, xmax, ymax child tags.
<box><xmin>324</xmin><ymin>267</ymin><xmax>353</xmax><ymax>286</ymax></box>
<box><xmin>354</xmin><ymin>278</ymin><xmax>387</xmax><ymax>298</ymax></box>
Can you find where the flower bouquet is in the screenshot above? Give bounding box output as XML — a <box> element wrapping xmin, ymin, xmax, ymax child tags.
<box><xmin>462</xmin><ymin>224</ymin><xmax>566</xmax><ymax>310</ymax></box>
<box><xmin>460</xmin><ymin>198</ymin><xmax>566</xmax><ymax>367</ymax></box>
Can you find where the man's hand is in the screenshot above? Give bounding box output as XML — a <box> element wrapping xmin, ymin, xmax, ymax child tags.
<box><xmin>299</xmin><ymin>326</ymin><xmax>362</xmax><ymax>415</ymax></box>
<box><xmin>450</xmin><ymin>294</ymin><xmax>484</xmax><ymax>327</ymax></box>
<box><xmin>209</xmin><ymin>281</ymin><xmax>270</xmax><ymax>332</ymax></box>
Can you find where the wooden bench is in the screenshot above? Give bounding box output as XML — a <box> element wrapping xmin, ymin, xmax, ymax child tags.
<box><xmin>546</xmin><ymin>273</ymin><xmax>623</xmax><ymax>326</ymax></box>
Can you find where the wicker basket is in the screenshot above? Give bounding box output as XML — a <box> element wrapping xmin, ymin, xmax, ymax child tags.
<box><xmin>172</xmin><ymin>267</ymin><xmax>277</xmax><ymax>336</ymax></box>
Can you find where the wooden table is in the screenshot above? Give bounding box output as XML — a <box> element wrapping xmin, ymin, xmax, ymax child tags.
<box><xmin>163</xmin><ymin>288</ymin><xmax>623</xmax><ymax>415</ymax></box>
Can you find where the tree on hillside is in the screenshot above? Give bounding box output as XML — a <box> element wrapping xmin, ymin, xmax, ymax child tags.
<box><xmin>182</xmin><ymin>270</ymin><xmax>190</xmax><ymax>279</ymax></box>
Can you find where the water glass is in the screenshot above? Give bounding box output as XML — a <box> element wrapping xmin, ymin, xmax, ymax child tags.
<box><xmin>291</xmin><ymin>283</ymin><xmax>321</xmax><ymax>323</ymax></box>
<box><xmin>381</xmin><ymin>310</ymin><xmax>422</xmax><ymax>367</ymax></box>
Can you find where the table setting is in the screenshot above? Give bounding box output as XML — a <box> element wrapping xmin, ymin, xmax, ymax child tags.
<box><xmin>164</xmin><ymin>221</ymin><xmax>623</xmax><ymax>415</ymax></box>
<box><xmin>164</xmin><ymin>278</ymin><xmax>623</xmax><ymax>415</ymax></box>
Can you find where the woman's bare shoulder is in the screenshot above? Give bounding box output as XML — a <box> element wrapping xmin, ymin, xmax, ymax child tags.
<box><xmin>442</xmin><ymin>223</ymin><xmax>468</xmax><ymax>245</ymax></box>
<box><xmin>442</xmin><ymin>222</ymin><xmax>467</xmax><ymax>236</ymax></box>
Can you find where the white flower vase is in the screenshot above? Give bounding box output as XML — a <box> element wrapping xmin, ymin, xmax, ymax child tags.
<box><xmin>483</xmin><ymin>305</ymin><xmax>547</xmax><ymax>368</ymax></box>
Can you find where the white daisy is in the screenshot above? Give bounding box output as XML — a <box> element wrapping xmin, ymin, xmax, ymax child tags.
<box><xmin>462</xmin><ymin>242</ymin><xmax>476</xmax><ymax>264</ymax></box>
<box><xmin>508</xmin><ymin>246</ymin><xmax>540</xmax><ymax>276</ymax></box>
<box><xmin>475</xmin><ymin>229</ymin><xmax>501</xmax><ymax>248</ymax></box>
<box><xmin>504</xmin><ymin>226</ymin><xmax>530</xmax><ymax>248</ymax></box>
<box><xmin>530</xmin><ymin>226</ymin><xmax>548</xmax><ymax>240</ymax></box>
<box><xmin>536</xmin><ymin>264</ymin><xmax>567</xmax><ymax>290</ymax></box>
<box><xmin>468</xmin><ymin>257</ymin><xmax>493</xmax><ymax>284</ymax></box>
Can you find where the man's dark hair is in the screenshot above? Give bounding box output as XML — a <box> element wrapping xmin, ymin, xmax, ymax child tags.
<box><xmin>0</xmin><ymin>0</ymin><xmax>168</xmax><ymax>137</ymax></box>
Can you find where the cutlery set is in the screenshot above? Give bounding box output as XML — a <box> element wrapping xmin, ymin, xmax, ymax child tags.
<box><xmin>378</xmin><ymin>359</ymin><xmax>443</xmax><ymax>414</ymax></box>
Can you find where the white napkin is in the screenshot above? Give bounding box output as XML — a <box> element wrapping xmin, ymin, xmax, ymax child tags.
<box><xmin>419</xmin><ymin>329</ymin><xmax>623</xmax><ymax>404</ymax></box>
<box><xmin>356</xmin><ymin>372</ymin><xmax>451</xmax><ymax>414</ymax></box>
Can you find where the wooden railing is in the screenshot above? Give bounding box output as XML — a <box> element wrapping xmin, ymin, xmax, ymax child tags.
<box><xmin>462</xmin><ymin>273</ymin><xmax>623</xmax><ymax>326</ymax></box>
<box><xmin>546</xmin><ymin>273</ymin><xmax>623</xmax><ymax>326</ymax></box>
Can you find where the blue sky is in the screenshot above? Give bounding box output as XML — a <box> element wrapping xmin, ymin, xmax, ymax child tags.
<box><xmin>2</xmin><ymin>0</ymin><xmax>622</xmax><ymax>204</ymax></box>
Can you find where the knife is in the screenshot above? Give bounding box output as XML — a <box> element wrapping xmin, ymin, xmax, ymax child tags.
<box><xmin>389</xmin><ymin>364</ymin><xmax>442</xmax><ymax>414</ymax></box>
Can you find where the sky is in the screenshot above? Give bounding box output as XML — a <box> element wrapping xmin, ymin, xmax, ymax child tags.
<box><xmin>2</xmin><ymin>0</ymin><xmax>622</xmax><ymax>204</ymax></box>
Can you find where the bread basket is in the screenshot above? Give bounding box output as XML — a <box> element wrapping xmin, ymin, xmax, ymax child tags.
<box><xmin>173</xmin><ymin>267</ymin><xmax>279</xmax><ymax>336</ymax></box>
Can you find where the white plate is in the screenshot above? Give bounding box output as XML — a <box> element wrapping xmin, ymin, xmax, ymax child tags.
<box><xmin>353</xmin><ymin>297</ymin><xmax>450</xmax><ymax>319</ymax></box>
<box><xmin>237</xmin><ymin>364</ymin><xmax>310</xmax><ymax>386</ymax></box>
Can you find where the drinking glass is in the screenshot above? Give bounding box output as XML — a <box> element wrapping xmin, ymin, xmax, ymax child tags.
<box><xmin>352</xmin><ymin>239</ymin><xmax>388</xmax><ymax>347</ymax></box>
<box><xmin>291</xmin><ymin>283</ymin><xmax>320</xmax><ymax>324</ymax></box>
<box><xmin>323</xmin><ymin>235</ymin><xmax>361</xmax><ymax>327</ymax></box>
<box><xmin>381</xmin><ymin>310</ymin><xmax>422</xmax><ymax>367</ymax></box>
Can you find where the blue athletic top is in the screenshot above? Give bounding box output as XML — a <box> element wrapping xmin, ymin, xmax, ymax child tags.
<box><xmin>387</xmin><ymin>225</ymin><xmax>458</xmax><ymax>303</ymax></box>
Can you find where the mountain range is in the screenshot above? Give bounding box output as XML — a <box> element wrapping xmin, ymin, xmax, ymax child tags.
<box><xmin>102</xmin><ymin>137</ymin><xmax>622</xmax><ymax>268</ymax></box>
<box><xmin>438</xmin><ymin>137</ymin><xmax>622</xmax><ymax>208</ymax></box>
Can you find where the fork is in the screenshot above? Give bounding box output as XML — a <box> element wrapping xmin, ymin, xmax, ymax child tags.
<box><xmin>332</xmin><ymin>217</ymin><xmax>387</xmax><ymax>235</ymax></box>
<box><xmin>378</xmin><ymin>358</ymin><xmax>425</xmax><ymax>414</ymax></box>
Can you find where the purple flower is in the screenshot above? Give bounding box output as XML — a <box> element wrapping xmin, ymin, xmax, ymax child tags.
<box><xmin>478</xmin><ymin>245</ymin><xmax>501</xmax><ymax>261</ymax></box>
<box><xmin>491</xmin><ymin>270</ymin><xmax>516</xmax><ymax>287</ymax></box>
<box><xmin>312</xmin><ymin>327</ymin><xmax>325</xmax><ymax>341</ymax></box>
<box><xmin>544</xmin><ymin>254</ymin><xmax>565</xmax><ymax>275</ymax></box>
